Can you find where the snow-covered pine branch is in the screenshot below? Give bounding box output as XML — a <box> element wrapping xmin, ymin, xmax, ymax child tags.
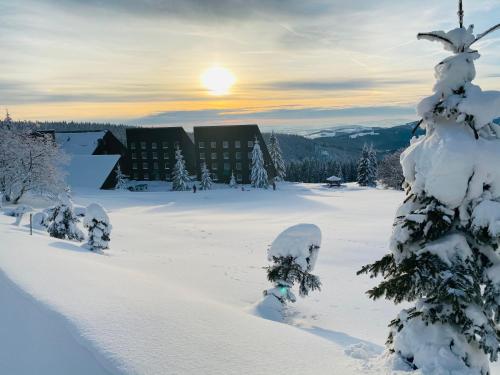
<box><xmin>359</xmin><ymin>9</ymin><xmax>500</xmax><ymax>373</ymax></box>
<box><xmin>199</xmin><ymin>162</ymin><xmax>213</xmax><ymax>190</ymax></box>
<box><xmin>268</xmin><ymin>132</ymin><xmax>286</xmax><ymax>182</ymax></box>
<box><xmin>171</xmin><ymin>146</ymin><xmax>191</xmax><ymax>191</ymax></box>
<box><xmin>250</xmin><ymin>138</ymin><xmax>269</xmax><ymax>189</ymax></box>
<box><xmin>84</xmin><ymin>203</ymin><xmax>111</xmax><ymax>251</ymax></box>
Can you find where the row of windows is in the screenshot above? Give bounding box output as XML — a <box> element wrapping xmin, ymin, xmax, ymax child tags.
<box><xmin>198</xmin><ymin>140</ymin><xmax>253</xmax><ymax>149</ymax></box>
<box><xmin>129</xmin><ymin>141</ymin><xmax>179</xmax><ymax>150</ymax></box>
<box><xmin>132</xmin><ymin>162</ymin><xmax>170</xmax><ymax>170</ymax></box>
<box><xmin>131</xmin><ymin>152</ymin><xmax>170</xmax><ymax>160</ymax></box>
<box><xmin>132</xmin><ymin>161</ymin><xmax>245</xmax><ymax>172</ymax></box>
<box><xmin>199</xmin><ymin>151</ymin><xmax>250</xmax><ymax>161</ymax></box>
<box><xmin>131</xmin><ymin>172</ymin><xmax>245</xmax><ymax>182</ymax></box>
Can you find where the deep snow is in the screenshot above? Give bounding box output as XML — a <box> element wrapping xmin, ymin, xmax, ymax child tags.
<box><xmin>1</xmin><ymin>183</ymin><xmax>498</xmax><ymax>374</ymax></box>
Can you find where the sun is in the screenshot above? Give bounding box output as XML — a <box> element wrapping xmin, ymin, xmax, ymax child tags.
<box><xmin>201</xmin><ymin>66</ymin><xmax>236</xmax><ymax>96</ymax></box>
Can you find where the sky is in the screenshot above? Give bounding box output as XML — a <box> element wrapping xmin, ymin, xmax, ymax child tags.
<box><xmin>2</xmin><ymin>0</ymin><xmax>500</xmax><ymax>130</ymax></box>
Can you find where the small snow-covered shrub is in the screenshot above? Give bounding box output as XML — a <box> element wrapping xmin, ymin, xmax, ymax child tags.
<box><xmin>83</xmin><ymin>203</ymin><xmax>111</xmax><ymax>251</ymax></box>
<box><xmin>10</xmin><ymin>205</ymin><xmax>33</xmax><ymax>226</ymax></box>
<box><xmin>32</xmin><ymin>211</ymin><xmax>49</xmax><ymax>229</ymax></box>
<box><xmin>46</xmin><ymin>195</ymin><xmax>84</xmax><ymax>241</ymax></box>
<box><xmin>229</xmin><ymin>171</ymin><xmax>237</xmax><ymax>188</ymax></box>
<box><xmin>258</xmin><ymin>224</ymin><xmax>321</xmax><ymax>320</ymax></box>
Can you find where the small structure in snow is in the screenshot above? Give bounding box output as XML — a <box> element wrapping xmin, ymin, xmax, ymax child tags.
<box><xmin>326</xmin><ymin>175</ymin><xmax>342</xmax><ymax>187</ymax></box>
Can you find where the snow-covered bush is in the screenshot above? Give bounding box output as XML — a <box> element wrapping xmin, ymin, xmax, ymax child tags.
<box><xmin>199</xmin><ymin>163</ymin><xmax>213</xmax><ymax>190</ymax></box>
<box><xmin>358</xmin><ymin>10</ymin><xmax>500</xmax><ymax>374</ymax></box>
<box><xmin>171</xmin><ymin>147</ymin><xmax>191</xmax><ymax>191</ymax></box>
<box><xmin>83</xmin><ymin>203</ymin><xmax>111</xmax><ymax>251</ymax></box>
<box><xmin>0</xmin><ymin>122</ymin><xmax>67</xmax><ymax>203</ymax></box>
<box><xmin>259</xmin><ymin>224</ymin><xmax>321</xmax><ymax>320</ymax></box>
<box><xmin>115</xmin><ymin>164</ymin><xmax>129</xmax><ymax>190</ymax></box>
<box><xmin>357</xmin><ymin>144</ymin><xmax>376</xmax><ymax>187</ymax></box>
<box><xmin>268</xmin><ymin>132</ymin><xmax>286</xmax><ymax>182</ymax></box>
<box><xmin>250</xmin><ymin>138</ymin><xmax>269</xmax><ymax>189</ymax></box>
<box><xmin>32</xmin><ymin>211</ymin><xmax>49</xmax><ymax>229</ymax></box>
<box><xmin>46</xmin><ymin>194</ymin><xmax>84</xmax><ymax>241</ymax></box>
<box><xmin>9</xmin><ymin>205</ymin><xmax>33</xmax><ymax>226</ymax></box>
<box><xmin>229</xmin><ymin>171</ymin><xmax>237</xmax><ymax>188</ymax></box>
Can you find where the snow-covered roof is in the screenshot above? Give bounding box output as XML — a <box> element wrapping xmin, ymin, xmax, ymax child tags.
<box><xmin>326</xmin><ymin>176</ymin><xmax>341</xmax><ymax>182</ymax></box>
<box><xmin>268</xmin><ymin>224</ymin><xmax>321</xmax><ymax>271</ymax></box>
<box><xmin>55</xmin><ymin>131</ymin><xmax>107</xmax><ymax>155</ymax></box>
<box><xmin>65</xmin><ymin>155</ymin><xmax>119</xmax><ymax>189</ymax></box>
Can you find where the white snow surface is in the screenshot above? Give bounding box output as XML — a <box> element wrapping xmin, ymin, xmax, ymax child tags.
<box><xmin>55</xmin><ymin>131</ymin><xmax>106</xmax><ymax>155</ymax></box>
<box><xmin>65</xmin><ymin>155</ymin><xmax>119</xmax><ymax>189</ymax></box>
<box><xmin>1</xmin><ymin>183</ymin><xmax>499</xmax><ymax>374</ymax></box>
<box><xmin>268</xmin><ymin>223</ymin><xmax>321</xmax><ymax>271</ymax></box>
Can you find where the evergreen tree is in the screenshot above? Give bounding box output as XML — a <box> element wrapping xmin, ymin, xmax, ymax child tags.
<box><xmin>199</xmin><ymin>162</ymin><xmax>213</xmax><ymax>190</ymax></box>
<box><xmin>368</xmin><ymin>144</ymin><xmax>378</xmax><ymax>183</ymax></box>
<box><xmin>115</xmin><ymin>164</ymin><xmax>129</xmax><ymax>190</ymax></box>
<box><xmin>251</xmin><ymin>138</ymin><xmax>269</xmax><ymax>188</ymax></box>
<box><xmin>171</xmin><ymin>146</ymin><xmax>191</xmax><ymax>191</ymax></box>
<box><xmin>268</xmin><ymin>131</ymin><xmax>286</xmax><ymax>181</ymax></box>
<box><xmin>357</xmin><ymin>144</ymin><xmax>375</xmax><ymax>186</ymax></box>
<box><xmin>335</xmin><ymin>161</ymin><xmax>343</xmax><ymax>182</ymax></box>
<box><xmin>378</xmin><ymin>149</ymin><xmax>404</xmax><ymax>190</ymax></box>
<box><xmin>83</xmin><ymin>203</ymin><xmax>111</xmax><ymax>251</ymax></box>
<box><xmin>358</xmin><ymin>5</ymin><xmax>500</xmax><ymax>373</ymax></box>
<box><xmin>229</xmin><ymin>171</ymin><xmax>237</xmax><ymax>188</ymax></box>
<box><xmin>46</xmin><ymin>194</ymin><xmax>84</xmax><ymax>241</ymax></box>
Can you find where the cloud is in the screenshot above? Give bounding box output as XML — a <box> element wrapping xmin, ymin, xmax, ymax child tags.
<box><xmin>262</xmin><ymin>78</ymin><xmax>422</xmax><ymax>91</ymax></box>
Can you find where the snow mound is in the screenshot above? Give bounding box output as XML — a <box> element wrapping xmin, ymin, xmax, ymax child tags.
<box><xmin>344</xmin><ymin>342</ymin><xmax>381</xmax><ymax>360</ymax></box>
<box><xmin>268</xmin><ymin>223</ymin><xmax>321</xmax><ymax>271</ymax></box>
<box><xmin>84</xmin><ymin>203</ymin><xmax>110</xmax><ymax>225</ymax></box>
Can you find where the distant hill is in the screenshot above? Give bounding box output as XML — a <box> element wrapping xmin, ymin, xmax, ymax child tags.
<box><xmin>263</xmin><ymin>122</ymin><xmax>424</xmax><ymax>162</ymax></box>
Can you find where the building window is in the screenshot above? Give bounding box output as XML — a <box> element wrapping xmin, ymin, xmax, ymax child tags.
<box><xmin>199</xmin><ymin>141</ymin><xmax>205</xmax><ymax>149</ymax></box>
<box><xmin>142</xmin><ymin>162</ymin><xmax>149</xmax><ymax>170</ymax></box>
<box><xmin>153</xmin><ymin>172</ymin><xmax>160</xmax><ymax>180</ymax></box>
<box><xmin>200</xmin><ymin>152</ymin><xmax>205</xmax><ymax>160</ymax></box>
<box><xmin>248</xmin><ymin>152</ymin><xmax>252</xmax><ymax>159</ymax></box>
<box><xmin>132</xmin><ymin>163</ymin><xmax>138</xmax><ymax>170</ymax></box>
<box><xmin>152</xmin><ymin>142</ymin><xmax>157</xmax><ymax>149</ymax></box>
<box><xmin>236</xmin><ymin>162</ymin><xmax>242</xmax><ymax>171</ymax></box>
<box><xmin>211</xmin><ymin>141</ymin><xmax>217</xmax><ymax>149</ymax></box>
<box><xmin>140</xmin><ymin>141</ymin><xmax>146</xmax><ymax>150</ymax></box>
<box><xmin>235</xmin><ymin>140</ymin><xmax>241</xmax><ymax>149</ymax></box>
<box><xmin>130</xmin><ymin>142</ymin><xmax>136</xmax><ymax>150</ymax></box>
<box><xmin>162</xmin><ymin>142</ymin><xmax>168</xmax><ymax>149</ymax></box>
<box><xmin>223</xmin><ymin>152</ymin><xmax>229</xmax><ymax>160</ymax></box>
<box><xmin>132</xmin><ymin>152</ymin><xmax>137</xmax><ymax>160</ymax></box>
<box><xmin>143</xmin><ymin>173</ymin><xmax>149</xmax><ymax>180</ymax></box>
<box><xmin>212</xmin><ymin>163</ymin><xmax>218</xmax><ymax>170</ymax></box>
<box><xmin>235</xmin><ymin>151</ymin><xmax>241</xmax><ymax>160</ymax></box>
<box><xmin>163</xmin><ymin>153</ymin><xmax>169</xmax><ymax>160</ymax></box>
<box><xmin>153</xmin><ymin>162</ymin><xmax>159</xmax><ymax>170</ymax></box>
<box><xmin>237</xmin><ymin>174</ymin><xmax>242</xmax><ymax>182</ymax></box>
<box><xmin>224</xmin><ymin>162</ymin><xmax>230</xmax><ymax>171</ymax></box>
<box><xmin>141</xmin><ymin>151</ymin><xmax>147</xmax><ymax>159</ymax></box>
<box><xmin>223</xmin><ymin>141</ymin><xmax>229</xmax><ymax>149</ymax></box>
<box><xmin>164</xmin><ymin>163</ymin><xmax>170</xmax><ymax>170</ymax></box>
<box><xmin>247</xmin><ymin>140</ymin><xmax>253</xmax><ymax>148</ymax></box>
<box><xmin>211</xmin><ymin>152</ymin><xmax>217</xmax><ymax>160</ymax></box>
<box><xmin>152</xmin><ymin>152</ymin><xmax>158</xmax><ymax>159</ymax></box>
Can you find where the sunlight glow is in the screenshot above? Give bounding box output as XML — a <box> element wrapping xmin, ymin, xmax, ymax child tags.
<box><xmin>201</xmin><ymin>66</ymin><xmax>236</xmax><ymax>96</ymax></box>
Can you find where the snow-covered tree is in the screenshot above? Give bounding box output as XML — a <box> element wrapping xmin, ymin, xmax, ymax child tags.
<box><xmin>229</xmin><ymin>171</ymin><xmax>237</xmax><ymax>188</ymax></box>
<box><xmin>359</xmin><ymin>5</ymin><xmax>500</xmax><ymax>373</ymax></box>
<box><xmin>199</xmin><ymin>163</ymin><xmax>213</xmax><ymax>190</ymax></box>
<box><xmin>115</xmin><ymin>164</ymin><xmax>129</xmax><ymax>190</ymax></box>
<box><xmin>357</xmin><ymin>144</ymin><xmax>376</xmax><ymax>187</ymax></box>
<box><xmin>46</xmin><ymin>194</ymin><xmax>84</xmax><ymax>241</ymax></box>
<box><xmin>268</xmin><ymin>131</ymin><xmax>286</xmax><ymax>181</ymax></box>
<box><xmin>368</xmin><ymin>144</ymin><xmax>378</xmax><ymax>180</ymax></box>
<box><xmin>262</xmin><ymin>224</ymin><xmax>321</xmax><ymax>312</ymax></box>
<box><xmin>0</xmin><ymin>125</ymin><xmax>67</xmax><ymax>203</ymax></box>
<box><xmin>84</xmin><ymin>203</ymin><xmax>111</xmax><ymax>251</ymax></box>
<box><xmin>251</xmin><ymin>138</ymin><xmax>269</xmax><ymax>189</ymax></box>
<box><xmin>378</xmin><ymin>149</ymin><xmax>404</xmax><ymax>190</ymax></box>
<box><xmin>335</xmin><ymin>161</ymin><xmax>344</xmax><ymax>182</ymax></box>
<box><xmin>171</xmin><ymin>146</ymin><xmax>191</xmax><ymax>191</ymax></box>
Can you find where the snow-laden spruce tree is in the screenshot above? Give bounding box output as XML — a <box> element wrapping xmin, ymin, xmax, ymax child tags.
<box><xmin>378</xmin><ymin>149</ymin><xmax>404</xmax><ymax>190</ymax></box>
<box><xmin>359</xmin><ymin>3</ymin><xmax>500</xmax><ymax>373</ymax></box>
<box><xmin>368</xmin><ymin>144</ymin><xmax>377</xmax><ymax>180</ymax></box>
<box><xmin>357</xmin><ymin>144</ymin><xmax>376</xmax><ymax>187</ymax></box>
<box><xmin>251</xmin><ymin>137</ymin><xmax>269</xmax><ymax>188</ymax></box>
<box><xmin>171</xmin><ymin>146</ymin><xmax>191</xmax><ymax>191</ymax></box>
<box><xmin>46</xmin><ymin>193</ymin><xmax>84</xmax><ymax>241</ymax></box>
<box><xmin>229</xmin><ymin>171</ymin><xmax>237</xmax><ymax>188</ymax></box>
<box><xmin>84</xmin><ymin>203</ymin><xmax>111</xmax><ymax>251</ymax></box>
<box><xmin>268</xmin><ymin>131</ymin><xmax>286</xmax><ymax>181</ymax></box>
<box><xmin>335</xmin><ymin>161</ymin><xmax>344</xmax><ymax>182</ymax></box>
<box><xmin>258</xmin><ymin>224</ymin><xmax>322</xmax><ymax>321</ymax></box>
<box><xmin>199</xmin><ymin>162</ymin><xmax>213</xmax><ymax>190</ymax></box>
<box><xmin>115</xmin><ymin>164</ymin><xmax>129</xmax><ymax>190</ymax></box>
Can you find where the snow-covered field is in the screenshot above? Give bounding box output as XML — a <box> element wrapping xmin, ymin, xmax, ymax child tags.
<box><xmin>1</xmin><ymin>183</ymin><xmax>498</xmax><ymax>374</ymax></box>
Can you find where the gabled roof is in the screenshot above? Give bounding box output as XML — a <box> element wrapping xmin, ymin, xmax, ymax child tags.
<box><xmin>55</xmin><ymin>131</ymin><xmax>107</xmax><ymax>155</ymax></box>
<box><xmin>326</xmin><ymin>176</ymin><xmax>341</xmax><ymax>182</ymax></box>
<box><xmin>65</xmin><ymin>155</ymin><xmax>120</xmax><ymax>189</ymax></box>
